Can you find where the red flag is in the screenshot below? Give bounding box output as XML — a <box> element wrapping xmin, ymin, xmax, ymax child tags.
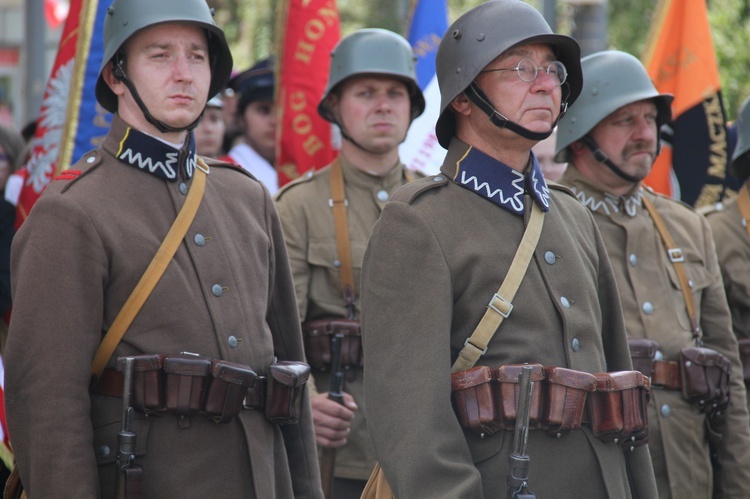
<box><xmin>275</xmin><ymin>0</ymin><xmax>340</xmax><ymax>186</ymax></box>
<box><xmin>11</xmin><ymin>0</ymin><xmax>110</xmax><ymax>230</ymax></box>
<box><xmin>641</xmin><ymin>0</ymin><xmax>736</xmax><ymax>207</ymax></box>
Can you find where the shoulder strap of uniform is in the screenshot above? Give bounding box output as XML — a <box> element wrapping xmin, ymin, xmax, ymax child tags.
<box><xmin>390</xmin><ymin>174</ymin><xmax>449</xmax><ymax>204</ymax></box>
<box><xmin>275</xmin><ymin>168</ymin><xmax>316</xmax><ymax>200</ymax></box>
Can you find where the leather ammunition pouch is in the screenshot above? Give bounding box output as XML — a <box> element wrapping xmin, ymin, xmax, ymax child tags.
<box><xmin>302</xmin><ymin>318</ymin><xmax>362</xmax><ymax>375</ymax></box>
<box><xmin>265</xmin><ymin>361</ymin><xmax>311</xmax><ymax>424</ymax></box>
<box><xmin>115</xmin><ymin>354</ymin><xmax>165</xmax><ymax>414</ymax></box>
<box><xmin>627</xmin><ymin>338</ymin><xmax>659</xmax><ymax>377</ymax></box>
<box><xmin>94</xmin><ymin>354</ymin><xmax>309</xmax><ymax>425</ymax></box>
<box><xmin>588</xmin><ymin>371</ymin><xmax>650</xmax><ymax>448</ymax></box>
<box><xmin>496</xmin><ymin>364</ymin><xmax>545</xmax><ymax>430</ymax></box>
<box><xmin>451</xmin><ymin>365</ymin><xmax>499</xmax><ymax>436</ymax></box>
<box><xmin>542</xmin><ymin>366</ymin><xmax>597</xmax><ymax>437</ymax></box>
<box><xmin>451</xmin><ymin>365</ymin><xmax>649</xmax><ymax>443</ymax></box>
<box><xmin>679</xmin><ymin>346</ymin><xmax>731</xmax><ymax>418</ymax></box>
<box><xmin>737</xmin><ymin>338</ymin><xmax>750</xmax><ymax>384</ymax></box>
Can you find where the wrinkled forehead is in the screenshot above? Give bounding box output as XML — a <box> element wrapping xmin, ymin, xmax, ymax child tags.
<box><xmin>605</xmin><ymin>98</ymin><xmax>659</xmax><ymax>121</ymax></box>
<box><xmin>122</xmin><ymin>22</ymin><xmax>208</xmax><ymax>54</ymax></box>
<box><xmin>489</xmin><ymin>43</ymin><xmax>557</xmax><ymax>67</ymax></box>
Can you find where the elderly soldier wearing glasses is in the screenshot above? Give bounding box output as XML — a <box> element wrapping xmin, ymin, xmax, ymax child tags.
<box><xmin>359</xmin><ymin>1</ymin><xmax>657</xmax><ymax>498</ymax></box>
<box><xmin>557</xmin><ymin>50</ymin><xmax>750</xmax><ymax>498</ymax></box>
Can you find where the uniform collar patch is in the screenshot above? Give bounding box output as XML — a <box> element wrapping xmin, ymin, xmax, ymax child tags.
<box><xmin>451</xmin><ymin>146</ymin><xmax>550</xmax><ymax>214</ymax></box>
<box><xmin>114</xmin><ymin>127</ymin><xmax>197</xmax><ymax>181</ymax></box>
<box><xmin>561</xmin><ymin>167</ymin><xmax>643</xmax><ymax>217</ymax></box>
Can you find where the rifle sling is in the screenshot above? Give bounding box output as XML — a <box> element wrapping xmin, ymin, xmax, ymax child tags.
<box><xmin>91</xmin><ymin>159</ymin><xmax>209</xmax><ymax>380</ymax></box>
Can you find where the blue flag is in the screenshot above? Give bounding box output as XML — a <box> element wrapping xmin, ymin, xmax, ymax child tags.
<box><xmin>399</xmin><ymin>0</ymin><xmax>448</xmax><ymax>175</ymax></box>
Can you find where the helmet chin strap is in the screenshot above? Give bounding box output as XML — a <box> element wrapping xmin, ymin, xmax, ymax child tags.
<box><xmin>114</xmin><ymin>57</ymin><xmax>203</xmax><ymax>134</ymax></box>
<box><xmin>465</xmin><ymin>81</ymin><xmax>569</xmax><ymax>141</ymax></box>
<box><xmin>579</xmin><ymin>135</ymin><xmax>644</xmax><ymax>184</ymax></box>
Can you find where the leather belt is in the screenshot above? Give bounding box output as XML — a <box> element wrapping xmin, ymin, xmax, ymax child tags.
<box><xmin>651</xmin><ymin>360</ymin><xmax>682</xmax><ymax>390</ymax></box>
<box><xmin>92</xmin><ymin>368</ymin><xmax>265</xmax><ymax>410</ymax></box>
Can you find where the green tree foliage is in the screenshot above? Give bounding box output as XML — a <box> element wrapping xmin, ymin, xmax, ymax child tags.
<box><xmin>216</xmin><ymin>0</ymin><xmax>750</xmax><ymax>117</ymax></box>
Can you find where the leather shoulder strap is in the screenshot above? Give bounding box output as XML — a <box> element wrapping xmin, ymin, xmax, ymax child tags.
<box><xmin>737</xmin><ymin>182</ymin><xmax>750</xmax><ymax>240</ymax></box>
<box><xmin>90</xmin><ymin>159</ymin><xmax>209</xmax><ymax>380</ymax></box>
<box><xmin>329</xmin><ymin>158</ymin><xmax>356</xmax><ymax>312</ymax></box>
<box><xmin>641</xmin><ymin>194</ymin><xmax>701</xmax><ymax>341</ymax></box>
<box><xmin>452</xmin><ymin>202</ymin><xmax>545</xmax><ymax>373</ymax></box>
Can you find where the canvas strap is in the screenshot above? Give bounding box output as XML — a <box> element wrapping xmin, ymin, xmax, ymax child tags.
<box><xmin>737</xmin><ymin>182</ymin><xmax>750</xmax><ymax>240</ymax></box>
<box><xmin>329</xmin><ymin>158</ymin><xmax>356</xmax><ymax>313</ymax></box>
<box><xmin>452</xmin><ymin>202</ymin><xmax>545</xmax><ymax>373</ymax></box>
<box><xmin>641</xmin><ymin>194</ymin><xmax>701</xmax><ymax>340</ymax></box>
<box><xmin>90</xmin><ymin>159</ymin><xmax>209</xmax><ymax>380</ymax></box>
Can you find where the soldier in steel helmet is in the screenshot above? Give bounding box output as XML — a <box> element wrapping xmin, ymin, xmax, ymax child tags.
<box><xmin>359</xmin><ymin>1</ymin><xmax>657</xmax><ymax>497</ymax></box>
<box><xmin>704</xmin><ymin>96</ymin><xmax>750</xmax><ymax>418</ymax></box>
<box><xmin>557</xmin><ymin>49</ymin><xmax>750</xmax><ymax>498</ymax></box>
<box><xmin>3</xmin><ymin>0</ymin><xmax>322</xmax><ymax>497</ymax></box>
<box><xmin>274</xmin><ymin>28</ymin><xmax>426</xmax><ymax>498</ymax></box>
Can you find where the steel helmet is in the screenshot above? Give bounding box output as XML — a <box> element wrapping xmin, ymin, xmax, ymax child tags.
<box><xmin>95</xmin><ymin>0</ymin><xmax>233</xmax><ymax>114</ymax></box>
<box><xmin>435</xmin><ymin>0</ymin><xmax>582</xmax><ymax>149</ymax></box>
<box><xmin>555</xmin><ymin>50</ymin><xmax>673</xmax><ymax>163</ymax></box>
<box><xmin>318</xmin><ymin>28</ymin><xmax>426</xmax><ymax>123</ymax></box>
<box><xmin>730</xmin><ymin>96</ymin><xmax>750</xmax><ymax>180</ymax></box>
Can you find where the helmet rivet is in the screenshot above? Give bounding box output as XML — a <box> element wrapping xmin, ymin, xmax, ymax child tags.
<box><xmin>456</xmin><ymin>67</ymin><xmax>461</xmax><ymax>74</ymax></box>
<box><xmin>107</xmin><ymin>6</ymin><xmax>114</xmax><ymax>15</ymax></box>
<box><xmin>452</xmin><ymin>29</ymin><xmax>462</xmax><ymax>40</ymax></box>
<box><xmin>591</xmin><ymin>87</ymin><xmax>599</xmax><ymax>96</ymax></box>
<box><xmin>210</xmin><ymin>8</ymin><xmax>215</xmax><ymax>16</ymax></box>
<box><xmin>477</xmin><ymin>33</ymin><xmax>485</xmax><ymax>41</ymax></box>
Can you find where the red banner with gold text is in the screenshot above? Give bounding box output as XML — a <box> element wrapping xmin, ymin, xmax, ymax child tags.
<box><xmin>275</xmin><ymin>0</ymin><xmax>340</xmax><ymax>186</ymax></box>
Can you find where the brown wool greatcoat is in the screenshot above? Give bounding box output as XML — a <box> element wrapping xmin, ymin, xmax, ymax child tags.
<box><xmin>4</xmin><ymin>116</ymin><xmax>322</xmax><ymax>498</ymax></box>
<box><xmin>705</xmin><ymin>184</ymin><xmax>750</xmax><ymax>416</ymax></box>
<box><xmin>562</xmin><ymin>166</ymin><xmax>750</xmax><ymax>498</ymax></box>
<box><xmin>360</xmin><ymin>139</ymin><xmax>657</xmax><ymax>499</ymax></box>
<box><xmin>275</xmin><ymin>156</ymin><xmax>419</xmax><ymax>481</ymax></box>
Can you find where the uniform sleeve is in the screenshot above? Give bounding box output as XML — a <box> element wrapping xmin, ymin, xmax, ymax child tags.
<box><xmin>361</xmin><ymin>201</ymin><xmax>484</xmax><ymax>499</ymax></box>
<box><xmin>697</xmin><ymin>216</ymin><xmax>750</xmax><ymax>496</ymax></box>
<box><xmin>275</xmin><ymin>192</ymin><xmax>312</xmax><ymax>322</ymax></box>
<box><xmin>5</xmin><ymin>193</ymin><xmax>106</xmax><ymax>496</ymax></box>
<box><xmin>264</xmin><ymin>194</ymin><xmax>324</xmax><ymax>498</ymax></box>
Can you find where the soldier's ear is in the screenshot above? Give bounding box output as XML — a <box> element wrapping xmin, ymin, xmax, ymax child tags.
<box><xmin>450</xmin><ymin>92</ymin><xmax>471</xmax><ymax>116</ymax></box>
<box><xmin>570</xmin><ymin>141</ymin><xmax>586</xmax><ymax>157</ymax></box>
<box><xmin>103</xmin><ymin>61</ymin><xmax>126</xmax><ymax>97</ymax></box>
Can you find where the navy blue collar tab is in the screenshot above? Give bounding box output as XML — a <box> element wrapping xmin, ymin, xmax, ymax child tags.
<box><xmin>115</xmin><ymin>127</ymin><xmax>197</xmax><ymax>181</ymax></box>
<box><xmin>453</xmin><ymin>147</ymin><xmax>550</xmax><ymax>214</ymax></box>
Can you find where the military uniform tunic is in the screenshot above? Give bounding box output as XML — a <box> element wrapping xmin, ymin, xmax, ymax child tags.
<box><xmin>4</xmin><ymin>116</ymin><xmax>322</xmax><ymax>498</ymax></box>
<box><xmin>561</xmin><ymin>166</ymin><xmax>750</xmax><ymax>498</ymax></box>
<box><xmin>361</xmin><ymin>139</ymin><xmax>657</xmax><ymax>499</ymax></box>
<box><xmin>275</xmin><ymin>156</ymin><xmax>417</xmax><ymax>481</ymax></box>
<box><xmin>705</xmin><ymin>182</ymin><xmax>750</xmax><ymax>415</ymax></box>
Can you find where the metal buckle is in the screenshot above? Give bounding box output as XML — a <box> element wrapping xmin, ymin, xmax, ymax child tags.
<box><xmin>667</xmin><ymin>248</ymin><xmax>684</xmax><ymax>263</ymax></box>
<box><xmin>196</xmin><ymin>161</ymin><xmax>210</xmax><ymax>175</ymax></box>
<box><xmin>463</xmin><ymin>338</ymin><xmax>488</xmax><ymax>356</ymax></box>
<box><xmin>488</xmin><ymin>293</ymin><xmax>513</xmax><ymax>318</ymax></box>
<box><xmin>328</xmin><ymin>198</ymin><xmax>348</xmax><ymax>207</ymax></box>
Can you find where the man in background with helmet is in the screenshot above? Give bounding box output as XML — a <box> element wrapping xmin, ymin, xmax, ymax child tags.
<box><xmin>704</xmin><ymin>96</ymin><xmax>750</xmax><ymax>417</ymax></box>
<box><xmin>556</xmin><ymin>50</ymin><xmax>750</xmax><ymax>498</ymax></box>
<box><xmin>275</xmin><ymin>28</ymin><xmax>425</xmax><ymax>498</ymax></box>
<box><xmin>3</xmin><ymin>0</ymin><xmax>322</xmax><ymax>497</ymax></box>
<box><xmin>359</xmin><ymin>1</ymin><xmax>656</xmax><ymax>497</ymax></box>
<box><xmin>221</xmin><ymin>57</ymin><xmax>279</xmax><ymax>195</ymax></box>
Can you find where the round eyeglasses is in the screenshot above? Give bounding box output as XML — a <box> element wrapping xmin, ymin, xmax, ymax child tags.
<box><xmin>480</xmin><ymin>58</ymin><xmax>567</xmax><ymax>86</ymax></box>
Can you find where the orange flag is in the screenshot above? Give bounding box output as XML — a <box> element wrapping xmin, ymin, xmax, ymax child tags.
<box><xmin>641</xmin><ymin>0</ymin><xmax>738</xmax><ymax>207</ymax></box>
<box><xmin>275</xmin><ymin>0</ymin><xmax>341</xmax><ymax>186</ymax></box>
